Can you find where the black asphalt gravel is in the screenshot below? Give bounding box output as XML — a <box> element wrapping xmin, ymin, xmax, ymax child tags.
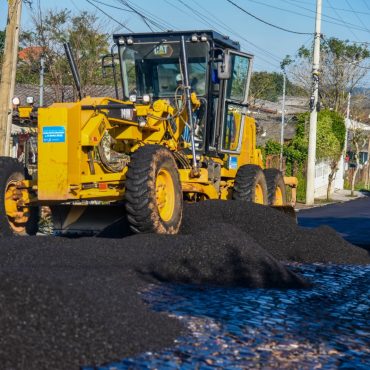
<box><xmin>0</xmin><ymin>200</ymin><xmax>369</xmax><ymax>369</ymax></box>
<box><xmin>182</xmin><ymin>201</ymin><xmax>370</xmax><ymax>265</ymax></box>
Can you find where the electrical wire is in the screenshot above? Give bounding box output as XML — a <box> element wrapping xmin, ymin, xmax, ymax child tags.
<box><xmin>173</xmin><ymin>0</ymin><xmax>282</xmax><ymax>69</ymax></box>
<box><xmin>115</xmin><ymin>0</ymin><xmax>176</xmax><ymax>32</ymax></box>
<box><xmin>85</xmin><ymin>0</ymin><xmax>134</xmax><ymax>32</ymax></box>
<box><xmin>188</xmin><ymin>0</ymin><xmax>282</xmax><ymax>62</ymax></box>
<box><xmin>191</xmin><ymin>0</ymin><xmax>314</xmax><ymax>72</ymax></box>
<box><xmin>289</xmin><ymin>0</ymin><xmax>370</xmax><ymax>16</ymax></box>
<box><xmin>344</xmin><ymin>0</ymin><xmax>370</xmax><ymax>34</ymax></box>
<box><xmin>117</xmin><ymin>0</ymin><xmax>155</xmax><ymax>31</ymax></box>
<box><xmin>89</xmin><ymin>0</ymin><xmax>134</xmax><ymax>13</ymax></box>
<box><xmin>225</xmin><ymin>0</ymin><xmax>311</xmax><ymax>35</ymax></box>
<box><xmin>326</xmin><ymin>0</ymin><xmax>360</xmax><ymax>41</ymax></box>
<box><xmin>123</xmin><ymin>0</ymin><xmax>177</xmax><ymax>30</ymax></box>
<box><xmin>257</xmin><ymin>0</ymin><xmax>370</xmax><ymax>35</ymax></box>
<box><xmin>362</xmin><ymin>0</ymin><xmax>370</xmax><ymax>12</ymax></box>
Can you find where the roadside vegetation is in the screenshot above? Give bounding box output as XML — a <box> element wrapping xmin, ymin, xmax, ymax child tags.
<box><xmin>263</xmin><ymin>110</ymin><xmax>346</xmax><ymax>202</ymax></box>
<box><xmin>16</xmin><ymin>9</ymin><xmax>111</xmax><ymax>100</ymax></box>
<box><xmin>0</xmin><ymin>29</ymin><xmax>5</xmax><ymax>69</ymax></box>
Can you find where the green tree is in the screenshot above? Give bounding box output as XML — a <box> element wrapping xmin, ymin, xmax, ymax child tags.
<box><xmin>249</xmin><ymin>71</ymin><xmax>306</xmax><ymax>103</ymax></box>
<box><xmin>0</xmin><ymin>29</ymin><xmax>5</xmax><ymax>68</ymax></box>
<box><xmin>316</xmin><ymin>110</ymin><xmax>346</xmax><ymax>200</ymax></box>
<box><xmin>295</xmin><ymin>110</ymin><xmax>345</xmax><ymax>200</ymax></box>
<box><xmin>0</xmin><ymin>30</ymin><xmax>5</xmax><ymax>52</ymax></box>
<box><xmin>349</xmin><ymin>126</ymin><xmax>368</xmax><ymax>196</ymax></box>
<box><xmin>270</xmin><ymin>110</ymin><xmax>345</xmax><ymax>201</ymax></box>
<box><xmin>287</xmin><ymin>38</ymin><xmax>370</xmax><ymax>113</ymax></box>
<box><xmin>17</xmin><ymin>9</ymin><xmax>111</xmax><ymax>101</ymax></box>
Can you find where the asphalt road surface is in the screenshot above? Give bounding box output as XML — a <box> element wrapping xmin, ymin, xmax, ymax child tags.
<box><xmin>298</xmin><ymin>196</ymin><xmax>370</xmax><ymax>248</ymax></box>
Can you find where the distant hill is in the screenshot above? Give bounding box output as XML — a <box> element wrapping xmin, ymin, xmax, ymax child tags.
<box><xmin>353</xmin><ymin>86</ymin><xmax>370</xmax><ymax>97</ymax></box>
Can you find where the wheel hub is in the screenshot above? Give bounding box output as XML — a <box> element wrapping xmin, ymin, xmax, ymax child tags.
<box><xmin>155</xmin><ymin>169</ymin><xmax>175</xmax><ymax>222</ymax></box>
<box><xmin>254</xmin><ymin>183</ymin><xmax>264</xmax><ymax>204</ymax></box>
<box><xmin>4</xmin><ymin>181</ymin><xmax>30</xmax><ymax>234</ymax></box>
<box><xmin>274</xmin><ymin>187</ymin><xmax>284</xmax><ymax>206</ymax></box>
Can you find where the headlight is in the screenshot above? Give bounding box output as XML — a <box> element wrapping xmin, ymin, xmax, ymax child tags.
<box><xmin>142</xmin><ymin>94</ymin><xmax>151</xmax><ymax>103</ymax></box>
<box><xmin>12</xmin><ymin>97</ymin><xmax>20</xmax><ymax>106</ymax></box>
<box><xmin>126</xmin><ymin>37</ymin><xmax>134</xmax><ymax>45</ymax></box>
<box><xmin>118</xmin><ymin>36</ymin><xmax>125</xmax><ymax>45</ymax></box>
<box><xmin>26</xmin><ymin>96</ymin><xmax>34</xmax><ymax>105</ymax></box>
<box><xmin>129</xmin><ymin>94</ymin><xmax>137</xmax><ymax>103</ymax></box>
<box><xmin>138</xmin><ymin>117</ymin><xmax>146</xmax><ymax>127</ymax></box>
<box><xmin>191</xmin><ymin>34</ymin><xmax>198</xmax><ymax>42</ymax></box>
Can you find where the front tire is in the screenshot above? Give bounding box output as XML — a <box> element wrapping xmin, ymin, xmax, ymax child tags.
<box><xmin>0</xmin><ymin>157</ymin><xmax>38</xmax><ymax>236</ymax></box>
<box><xmin>125</xmin><ymin>145</ymin><xmax>183</xmax><ymax>234</ymax></box>
<box><xmin>232</xmin><ymin>164</ymin><xmax>268</xmax><ymax>205</ymax></box>
<box><xmin>264</xmin><ymin>168</ymin><xmax>287</xmax><ymax>206</ymax></box>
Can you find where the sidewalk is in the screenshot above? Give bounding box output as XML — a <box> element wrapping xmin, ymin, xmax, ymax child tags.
<box><xmin>295</xmin><ymin>189</ymin><xmax>367</xmax><ymax>211</ymax></box>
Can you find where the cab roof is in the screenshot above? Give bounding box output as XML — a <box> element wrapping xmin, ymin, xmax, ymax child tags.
<box><xmin>113</xmin><ymin>30</ymin><xmax>241</xmax><ymax>51</ymax></box>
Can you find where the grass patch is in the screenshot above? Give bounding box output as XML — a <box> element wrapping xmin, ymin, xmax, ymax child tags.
<box><xmin>314</xmin><ymin>198</ymin><xmax>338</xmax><ymax>204</ymax></box>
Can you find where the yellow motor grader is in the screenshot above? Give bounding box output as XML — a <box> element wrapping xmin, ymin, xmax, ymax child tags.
<box><xmin>0</xmin><ymin>30</ymin><xmax>297</xmax><ymax>236</ymax></box>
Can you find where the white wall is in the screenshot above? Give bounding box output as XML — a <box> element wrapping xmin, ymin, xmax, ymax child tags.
<box><xmin>314</xmin><ymin>158</ymin><xmax>344</xmax><ymax>198</ymax></box>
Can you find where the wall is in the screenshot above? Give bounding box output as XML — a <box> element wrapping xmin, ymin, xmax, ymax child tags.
<box><xmin>314</xmin><ymin>157</ymin><xmax>344</xmax><ymax>198</ymax></box>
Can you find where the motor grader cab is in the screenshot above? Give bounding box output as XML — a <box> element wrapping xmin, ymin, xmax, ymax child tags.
<box><xmin>0</xmin><ymin>30</ymin><xmax>297</xmax><ymax>237</ymax></box>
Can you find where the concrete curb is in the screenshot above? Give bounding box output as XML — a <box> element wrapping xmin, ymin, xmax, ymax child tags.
<box><xmin>295</xmin><ymin>190</ymin><xmax>367</xmax><ymax>211</ymax></box>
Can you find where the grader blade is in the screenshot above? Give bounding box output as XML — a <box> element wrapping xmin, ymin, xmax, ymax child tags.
<box><xmin>50</xmin><ymin>204</ymin><xmax>130</xmax><ymax>237</ymax></box>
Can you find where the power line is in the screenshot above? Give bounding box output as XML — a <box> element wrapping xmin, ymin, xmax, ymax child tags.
<box><xmin>362</xmin><ymin>0</ymin><xmax>370</xmax><ymax>12</ymax></box>
<box><xmin>173</xmin><ymin>0</ymin><xmax>282</xmax><ymax>69</ymax></box>
<box><xmin>125</xmin><ymin>0</ymin><xmax>177</xmax><ymax>30</ymax></box>
<box><xmin>116</xmin><ymin>0</ymin><xmax>157</xmax><ymax>31</ymax></box>
<box><xmin>89</xmin><ymin>0</ymin><xmax>134</xmax><ymax>13</ymax></box>
<box><xmin>177</xmin><ymin>0</ymin><xmax>216</xmax><ymax>30</ymax></box>
<box><xmin>278</xmin><ymin>0</ymin><xmax>370</xmax><ymax>35</ymax></box>
<box><xmin>344</xmin><ymin>0</ymin><xmax>370</xmax><ymax>34</ymax></box>
<box><xmin>181</xmin><ymin>0</ymin><xmax>313</xmax><ymax>71</ymax></box>
<box><xmin>226</xmin><ymin>0</ymin><xmax>311</xmax><ymax>35</ymax></box>
<box><xmin>85</xmin><ymin>0</ymin><xmax>134</xmax><ymax>32</ymax></box>
<box><xmin>115</xmin><ymin>0</ymin><xmax>176</xmax><ymax>32</ymax></box>
<box><xmin>167</xmin><ymin>0</ymin><xmax>280</xmax><ymax>68</ymax></box>
<box><xmin>326</xmin><ymin>0</ymin><xmax>360</xmax><ymax>41</ymax></box>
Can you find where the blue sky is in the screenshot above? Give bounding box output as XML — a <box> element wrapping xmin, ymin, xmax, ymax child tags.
<box><xmin>1</xmin><ymin>0</ymin><xmax>369</xmax><ymax>85</ymax></box>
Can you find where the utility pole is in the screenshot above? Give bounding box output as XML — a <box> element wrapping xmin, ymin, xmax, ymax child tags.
<box><xmin>39</xmin><ymin>56</ymin><xmax>45</xmax><ymax>106</ymax></box>
<box><xmin>279</xmin><ymin>71</ymin><xmax>286</xmax><ymax>171</ymax></box>
<box><xmin>344</xmin><ymin>91</ymin><xmax>351</xmax><ymax>155</ymax></box>
<box><xmin>305</xmin><ymin>0</ymin><xmax>322</xmax><ymax>205</ymax></box>
<box><xmin>0</xmin><ymin>0</ymin><xmax>22</xmax><ymax>156</ymax></box>
<box><xmin>339</xmin><ymin>91</ymin><xmax>351</xmax><ymax>186</ymax></box>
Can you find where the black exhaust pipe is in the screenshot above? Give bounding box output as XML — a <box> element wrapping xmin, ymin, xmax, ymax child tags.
<box><xmin>63</xmin><ymin>42</ymin><xmax>82</xmax><ymax>101</ymax></box>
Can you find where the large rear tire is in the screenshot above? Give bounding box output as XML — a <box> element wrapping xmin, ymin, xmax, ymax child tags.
<box><xmin>125</xmin><ymin>145</ymin><xmax>183</xmax><ymax>234</ymax></box>
<box><xmin>232</xmin><ymin>164</ymin><xmax>268</xmax><ymax>205</ymax></box>
<box><xmin>264</xmin><ymin>168</ymin><xmax>287</xmax><ymax>206</ymax></box>
<box><xmin>0</xmin><ymin>157</ymin><xmax>38</xmax><ymax>236</ymax></box>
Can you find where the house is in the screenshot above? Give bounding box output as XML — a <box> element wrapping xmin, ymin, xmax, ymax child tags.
<box><xmin>18</xmin><ymin>46</ymin><xmax>44</xmax><ymax>64</ymax></box>
<box><xmin>249</xmin><ymin>96</ymin><xmax>308</xmax><ymax>147</ymax></box>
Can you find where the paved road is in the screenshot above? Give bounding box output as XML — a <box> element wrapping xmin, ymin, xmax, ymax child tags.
<box><xmin>298</xmin><ymin>196</ymin><xmax>370</xmax><ymax>247</ymax></box>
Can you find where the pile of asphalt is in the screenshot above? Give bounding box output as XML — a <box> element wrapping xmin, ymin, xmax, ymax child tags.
<box><xmin>0</xmin><ymin>200</ymin><xmax>368</xmax><ymax>368</ymax></box>
<box><xmin>182</xmin><ymin>200</ymin><xmax>370</xmax><ymax>265</ymax></box>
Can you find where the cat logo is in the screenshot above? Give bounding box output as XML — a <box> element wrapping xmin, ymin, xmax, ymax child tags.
<box><xmin>153</xmin><ymin>44</ymin><xmax>173</xmax><ymax>57</ymax></box>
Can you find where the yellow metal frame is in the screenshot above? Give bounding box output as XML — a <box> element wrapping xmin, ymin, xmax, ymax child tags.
<box><xmin>284</xmin><ymin>176</ymin><xmax>298</xmax><ymax>206</ymax></box>
<box><xmin>18</xmin><ymin>89</ymin><xmax>297</xmax><ymax>210</ymax></box>
<box><xmin>4</xmin><ymin>179</ymin><xmax>31</xmax><ymax>233</ymax></box>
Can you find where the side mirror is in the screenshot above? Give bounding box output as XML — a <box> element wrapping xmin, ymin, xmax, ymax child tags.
<box><xmin>217</xmin><ymin>53</ymin><xmax>231</xmax><ymax>80</ymax></box>
<box><xmin>101</xmin><ymin>54</ymin><xmax>115</xmax><ymax>78</ymax></box>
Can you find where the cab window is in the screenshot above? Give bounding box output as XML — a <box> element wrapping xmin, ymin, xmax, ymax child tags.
<box><xmin>221</xmin><ymin>53</ymin><xmax>251</xmax><ymax>152</ymax></box>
